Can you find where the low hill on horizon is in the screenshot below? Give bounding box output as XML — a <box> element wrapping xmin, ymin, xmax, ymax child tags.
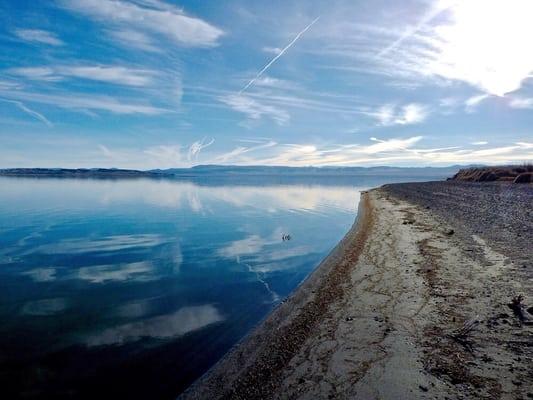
<box><xmin>0</xmin><ymin>164</ymin><xmax>472</xmax><ymax>179</ymax></box>
<box><xmin>151</xmin><ymin>164</ymin><xmax>471</xmax><ymax>177</ymax></box>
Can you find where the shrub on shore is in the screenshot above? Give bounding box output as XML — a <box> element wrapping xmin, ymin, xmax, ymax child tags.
<box><xmin>450</xmin><ymin>164</ymin><xmax>533</xmax><ymax>183</ymax></box>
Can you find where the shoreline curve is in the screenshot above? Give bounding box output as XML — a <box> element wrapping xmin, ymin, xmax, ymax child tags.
<box><xmin>180</xmin><ymin>192</ymin><xmax>373</xmax><ymax>399</ymax></box>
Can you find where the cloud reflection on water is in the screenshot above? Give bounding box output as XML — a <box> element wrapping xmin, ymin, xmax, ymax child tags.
<box><xmin>77</xmin><ymin>261</ymin><xmax>156</xmax><ymax>283</ymax></box>
<box><xmin>32</xmin><ymin>234</ymin><xmax>166</xmax><ymax>255</ymax></box>
<box><xmin>22</xmin><ymin>267</ymin><xmax>57</xmax><ymax>282</ymax></box>
<box><xmin>73</xmin><ymin>179</ymin><xmax>360</xmax><ymax>214</ymax></box>
<box><xmin>87</xmin><ymin>305</ymin><xmax>224</xmax><ymax>347</ymax></box>
<box><xmin>21</xmin><ymin>298</ymin><xmax>67</xmax><ymax>316</ymax></box>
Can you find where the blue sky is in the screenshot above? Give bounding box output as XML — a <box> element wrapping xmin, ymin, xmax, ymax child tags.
<box><xmin>0</xmin><ymin>0</ymin><xmax>532</xmax><ymax>168</ymax></box>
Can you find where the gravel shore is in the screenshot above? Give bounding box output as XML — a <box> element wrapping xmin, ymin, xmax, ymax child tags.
<box><xmin>381</xmin><ymin>181</ymin><xmax>532</xmax><ymax>268</ymax></box>
<box><xmin>181</xmin><ymin>182</ymin><xmax>533</xmax><ymax>399</ymax></box>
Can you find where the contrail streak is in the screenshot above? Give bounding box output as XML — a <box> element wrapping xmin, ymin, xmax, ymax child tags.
<box><xmin>376</xmin><ymin>1</ymin><xmax>457</xmax><ymax>58</ymax></box>
<box><xmin>1</xmin><ymin>98</ymin><xmax>53</xmax><ymax>127</ymax></box>
<box><xmin>239</xmin><ymin>16</ymin><xmax>320</xmax><ymax>94</ymax></box>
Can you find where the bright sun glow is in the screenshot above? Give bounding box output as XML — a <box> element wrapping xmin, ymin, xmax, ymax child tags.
<box><xmin>431</xmin><ymin>0</ymin><xmax>533</xmax><ymax>96</ymax></box>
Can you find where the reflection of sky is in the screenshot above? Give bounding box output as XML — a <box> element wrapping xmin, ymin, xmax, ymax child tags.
<box><xmin>0</xmin><ymin>177</ymin><xmax>361</xmax><ymax>216</ymax></box>
<box><xmin>87</xmin><ymin>305</ymin><xmax>224</xmax><ymax>347</ymax></box>
<box><xmin>22</xmin><ymin>267</ymin><xmax>56</xmax><ymax>282</ymax></box>
<box><xmin>0</xmin><ymin>176</ymin><xmax>367</xmax><ymax>397</ymax></box>
<box><xmin>30</xmin><ymin>234</ymin><xmax>166</xmax><ymax>255</ymax></box>
<box><xmin>22</xmin><ymin>298</ymin><xmax>67</xmax><ymax>316</ymax></box>
<box><xmin>0</xmin><ymin>178</ymin><xmax>359</xmax><ymax>339</ymax></box>
<box><xmin>78</xmin><ymin>261</ymin><xmax>156</xmax><ymax>284</ymax></box>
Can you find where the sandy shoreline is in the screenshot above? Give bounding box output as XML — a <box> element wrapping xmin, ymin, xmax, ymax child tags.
<box><xmin>181</xmin><ymin>184</ymin><xmax>532</xmax><ymax>399</ymax></box>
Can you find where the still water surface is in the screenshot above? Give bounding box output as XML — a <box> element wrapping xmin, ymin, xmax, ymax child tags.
<box><xmin>0</xmin><ymin>175</ymin><xmax>442</xmax><ymax>398</ymax></box>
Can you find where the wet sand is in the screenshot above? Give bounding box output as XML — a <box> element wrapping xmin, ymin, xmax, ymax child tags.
<box><xmin>181</xmin><ymin>183</ymin><xmax>532</xmax><ymax>399</ymax></box>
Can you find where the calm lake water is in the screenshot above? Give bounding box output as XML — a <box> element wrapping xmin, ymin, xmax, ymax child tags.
<box><xmin>0</xmin><ymin>175</ymin><xmax>444</xmax><ymax>399</ymax></box>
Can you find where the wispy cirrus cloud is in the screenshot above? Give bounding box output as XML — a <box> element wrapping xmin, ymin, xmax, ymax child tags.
<box><xmin>318</xmin><ymin>0</ymin><xmax>533</xmax><ymax>97</ymax></box>
<box><xmin>9</xmin><ymin>65</ymin><xmax>157</xmax><ymax>87</ymax></box>
<box><xmin>364</xmin><ymin>136</ymin><xmax>423</xmax><ymax>153</ymax></box>
<box><xmin>0</xmin><ymin>80</ymin><xmax>23</xmax><ymax>90</ymax></box>
<box><xmin>262</xmin><ymin>47</ymin><xmax>282</xmax><ymax>55</ymax></box>
<box><xmin>464</xmin><ymin>94</ymin><xmax>490</xmax><ymax>113</ymax></box>
<box><xmin>213</xmin><ymin>140</ymin><xmax>277</xmax><ymax>163</ymax></box>
<box><xmin>99</xmin><ymin>139</ymin><xmax>215</xmax><ymax>168</ymax></box>
<box><xmin>188</xmin><ymin>137</ymin><xmax>214</xmax><ymax>162</ymax></box>
<box><xmin>0</xmin><ymin>99</ymin><xmax>53</xmax><ymax>127</ymax></box>
<box><xmin>58</xmin><ymin>0</ymin><xmax>224</xmax><ymax>48</ymax></box>
<box><xmin>253</xmin><ymin>137</ymin><xmax>532</xmax><ymax>167</ymax></box>
<box><xmin>366</xmin><ymin>103</ymin><xmax>428</xmax><ymax>126</ymax></box>
<box><xmin>220</xmin><ymin>94</ymin><xmax>289</xmax><ymax>125</ymax></box>
<box><xmin>508</xmin><ymin>97</ymin><xmax>533</xmax><ymax>109</ymax></box>
<box><xmin>252</xmin><ymin>76</ymin><xmax>300</xmax><ymax>90</ymax></box>
<box><xmin>107</xmin><ymin>29</ymin><xmax>160</xmax><ymax>52</ymax></box>
<box><xmin>15</xmin><ymin>29</ymin><xmax>64</xmax><ymax>46</ymax></box>
<box><xmin>1</xmin><ymin>90</ymin><xmax>170</xmax><ymax>115</ymax></box>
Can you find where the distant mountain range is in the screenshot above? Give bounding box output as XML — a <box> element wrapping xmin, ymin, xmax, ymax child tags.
<box><xmin>0</xmin><ymin>168</ymin><xmax>155</xmax><ymax>178</ymax></box>
<box><xmin>0</xmin><ymin>165</ymin><xmax>470</xmax><ymax>179</ymax></box>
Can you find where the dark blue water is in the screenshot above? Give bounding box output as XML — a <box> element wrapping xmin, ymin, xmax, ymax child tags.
<box><xmin>0</xmin><ymin>175</ymin><xmax>444</xmax><ymax>399</ymax></box>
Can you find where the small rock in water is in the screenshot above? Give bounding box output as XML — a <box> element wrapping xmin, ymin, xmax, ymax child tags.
<box><xmin>419</xmin><ymin>385</ymin><xmax>428</xmax><ymax>392</ymax></box>
<box><xmin>446</xmin><ymin>229</ymin><xmax>455</xmax><ymax>235</ymax></box>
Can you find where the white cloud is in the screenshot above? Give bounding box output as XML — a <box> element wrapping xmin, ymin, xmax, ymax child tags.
<box><xmin>0</xmin><ymin>90</ymin><xmax>170</xmax><ymax>115</ymax></box>
<box><xmin>262</xmin><ymin>47</ymin><xmax>282</xmax><ymax>55</ymax></box>
<box><xmin>325</xmin><ymin>0</ymin><xmax>533</xmax><ymax>96</ymax></box>
<box><xmin>427</xmin><ymin>0</ymin><xmax>533</xmax><ymax>96</ymax></box>
<box><xmin>252</xmin><ymin>136</ymin><xmax>425</xmax><ymax>166</ymax></box>
<box><xmin>365</xmin><ymin>136</ymin><xmax>423</xmax><ymax>153</ymax></box>
<box><xmin>465</xmin><ymin>94</ymin><xmax>489</xmax><ymax>107</ymax></box>
<box><xmin>59</xmin><ymin>0</ymin><xmax>224</xmax><ymax>47</ymax></box>
<box><xmin>8</xmin><ymin>67</ymin><xmax>59</xmax><ymax>81</ymax></box>
<box><xmin>188</xmin><ymin>137</ymin><xmax>214</xmax><ymax>162</ymax></box>
<box><xmin>508</xmin><ymin>97</ymin><xmax>533</xmax><ymax>109</ymax></box>
<box><xmin>369</xmin><ymin>103</ymin><xmax>428</xmax><ymax>126</ymax></box>
<box><xmin>220</xmin><ymin>94</ymin><xmax>289</xmax><ymax>125</ymax></box>
<box><xmin>0</xmin><ymin>80</ymin><xmax>23</xmax><ymax>90</ymax></box>
<box><xmin>247</xmin><ymin>136</ymin><xmax>533</xmax><ymax>167</ymax></box>
<box><xmin>464</xmin><ymin>94</ymin><xmax>490</xmax><ymax>112</ymax></box>
<box><xmin>15</xmin><ymin>29</ymin><xmax>64</xmax><ymax>46</ymax></box>
<box><xmin>128</xmin><ymin>138</ymin><xmax>532</xmax><ymax>168</ymax></box>
<box><xmin>9</xmin><ymin>65</ymin><xmax>157</xmax><ymax>87</ymax></box>
<box><xmin>214</xmin><ymin>140</ymin><xmax>277</xmax><ymax>163</ymax></box>
<box><xmin>107</xmin><ymin>29</ymin><xmax>160</xmax><ymax>52</ymax></box>
<box><xmin>253</xmin><ymin>76</ymin><xmax>299</xmax><ymax>90</ymax></box>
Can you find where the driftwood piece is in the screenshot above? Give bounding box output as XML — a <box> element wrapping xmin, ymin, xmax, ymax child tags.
<box><xmin>508</xmin><ymin>295</ymin><xmax>533</xmax><ymax>325</ymax></box>
<box><xmin>448</xmin><ymin>317</ymin><xmax>481</xmax><ymax>353</ymax></box>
